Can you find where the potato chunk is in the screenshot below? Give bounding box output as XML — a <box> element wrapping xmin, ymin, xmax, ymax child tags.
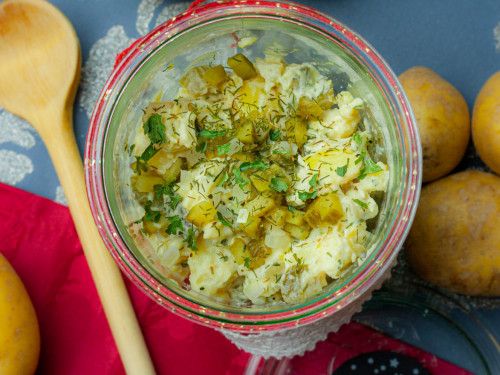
<box><xmin>133</xmin><ymin>175</ymin><xmax>164</xmax><ymax>193</ymax></box>
<box><xmin>304</xmin><ymin>193</ymin><xmax>343</xmax><ymax>227</ymax></box>
<box><xmin>186</xmin><ymin>200</ymin><xmax>217</xmax><ymax>227</ymax></box>
<box><xmin>227</xmin><ymin>53</ymin><xmax>257</xmax><ymax>80</ymax></box>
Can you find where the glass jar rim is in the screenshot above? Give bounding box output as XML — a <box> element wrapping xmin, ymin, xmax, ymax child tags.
<box><xmin>85</xmin><ymin>0</ymin><xmax>422</xmax><ymax>332</ymax></box>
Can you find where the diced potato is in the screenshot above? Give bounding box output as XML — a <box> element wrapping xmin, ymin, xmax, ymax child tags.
<box><xmin>285</xmin><ymin>223</ymin><xmax>310</xmax><ymax>240</ymax></box>
<box><xmin>264</xmin><ymin>207</ymin><xmax>288</xmax><ymax>227</ymax></box>
<box><xmin>241</xmin><ymin>216</ymin><xmax>262</xmax><ymax>238</ymax></box>
<box><xmin>235</xmin><ymin>120</ymin><xmax>255</xmax><ymax>144</ymax></box>
<box><xmin>148</xmin><ymin>149</ymin><xmax>169</xmax><ymax>169</ymax></box>
<box><xmin>244</xmin><ymin>192</ymin><xmax>276</xmax><ymax>217</ymax></box>
<box><xmin>163</xmin><ymin>158</ymin><xmax>183</xmax><ymax>182</ymax></box>
<box><xmin>203</xmin><ymin>65</ymin><xmax>227</xmax><ymax>87</ymax></box>
<box><xmin>227</xmin><ymin>53</ymin><xmax>257</xmax><ymax>80</ymax></box>
<box><xmin>297</xmin><ymin>97</ymin><xmax>323</xmax><ymax>118</ymax></box>
<box><xmin>142</xmin><ymin>215</ymin><xmax>170</xmax><ymax>235</ymax></box>
<box><xmin>285</xmin><ymin>117</ymin><xmax>308</xmax><ymax>148</ymax></box>
<box><xmin>304</xmin><ymin>193</ymin><xmax>344</xmax><ymax>227</ymax></box>
<box><xmin>285</xmin><ymin>210</ymin><xmax>306</xmax><ymax>226</ymax></box>
<box><xmin>133</xmin><ymin>175</ymin><xmax>165</xmax><ymax>193</ymax></box>
<box><xmin>186</xmin><ymin>200</ymin><xmax>217</xmax><ymax>227</ymax></box>
<box><xmin>317</xmin><ymin>89</ymin><xmax>336</xmax><ymax>110</ymax></box>
<box><xmin>179</xmin><ymin>66</ymin><xmax>207</xmax><ymax>89</ymax></box>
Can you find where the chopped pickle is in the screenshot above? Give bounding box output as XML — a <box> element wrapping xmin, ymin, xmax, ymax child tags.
<box><xmin>242</xmin><ymin>216</ymin><xmax>262</xmax><ymax>238</ymax></box>
<box><xmin>285</xmin><ymin>223</ymin><xmax>310</xmax><ymax>240</ymax></box>
<box><xmin>285</xmin><ymin>117</ymin><xmax>308</xmax><ymax>148</ymax></box>
<box><xmin>244</xmin><ymin>192</ymin><xmax>276</xmax><ymax>217</ymax></box>
<box><xmin>227</xmin><ymin>53</ymin><xmax>257</xmax><ymax>80</ymax></box>
<box><xmin>304</xmin><ymin>193</ymin><xmax>344</xmax><ymax>227</ymax></box>
<box><xmin>285</xmin><ymin>210</ymin><xmax>306</xmax><ymax>226</ymax></box>
<box><xmin>235</xmin><ymin>119</ymin><xmax>256</xmax><ymax>144</ymax></box>
<box><xmin>264</xmin><ymin>206</ymin><xmax>288</xmax><ymax>228</ymax></box>
<box><xmin>186</xmin><ymin>200</ymin><xmax>217</xmax><ymax>227</ymax></box>
<box><xmin>231</xmin><ymin>152</ymin><xmax>255</xmax><ymax>162</ymax></box>
<box><xmin>203</xmin><ymin>65</ymin><xmax>227</xmax><ymax>87</ymax></box>
<box><xmin>163</xmin><ymin>158</ymin><xmax>183</xmax><ymax>182</ymax></box>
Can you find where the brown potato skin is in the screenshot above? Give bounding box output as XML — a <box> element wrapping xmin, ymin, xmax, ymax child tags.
<box><xmin>399</xmin><ymin>66</ymin><xmax>470</xmax><ymax>182</ymax></box>
<box><xmin>472</xmin><ymin>71</ymin><xmax>500</xmax><ymax>175</ymax></box>
<box><xmin>406</xmin><ymin>170</ymin><xmax>500</xmax><ymax>296</ymax></box>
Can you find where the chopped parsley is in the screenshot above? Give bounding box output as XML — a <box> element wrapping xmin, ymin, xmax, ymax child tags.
<box><xmin>196</xmin><ymin>140</ymin><xmax>208</xmax><ymax>153</ymax></box>
<box><xmin>154</xmin><ymin>182</ymin><xmax>181</xmax><ymax>210</ymax></box>
<box><xmin>198</xmin><ymin>129</ymin><xmax>226</xmax><ymax>139</ymax></box>
<box><xmin>298</xmin><ymin>190</ymin><xmax>318</xmax><ymax>201</ymax></box>
<box><xmin>233</xmin><ymin>168</ymin><xmax>249</xmax><ymax>188</ymax></box>
<box><xmin>358</xmin><ymin>158</ymin><xmax>382</xmax><ymax>180</ymax></box>
<box><xmin>183</xmin><ymin>228</ymin><xmax>198</xmax><ymax>251</ymax></box>
<box><xmin>353</xmin><ymin>132</ymin><xmax>363</xmax><ymax>144</ymax></box>
<box><xmin>239</xmin><ymin>160</ymin><xmax>269</xmax><ymax>172</ymax></box>
<box><xmin>143</xmin><ymin>114</ymin><xmax>166</xmax><ymax>144</ymax></box>
<box><xmin>309</xmin><ymin>173</ymin><xmax>319</xmax><ymax>189</ymax></box>
<box><xmin>272</xmin><ymin>149</ymin><xmax>291</xmax><ymax>155</ymax></box>
<box><xmin>217</xmin><ymin>142</ymin><xmax>232</xmax><ymax>156</ymax></box>
<box><xmin>269</xmin><ymin>129</ymin><xmax>281</xmax><ymax>141</ymax></box>
<box><xmin>143</xmin><ymin>200</ymin><xmax>161</xmax><ymax>223</ymax></box>
<box><xmin>269</xmin><ymin>177</ymin><xmax>288</xmax><ymax>192</ymax></box>
<box><xmin>335</xmin><ymin>161</ymin><xmax>348</xmax><ymax>177</ymax></box>
<box><xmin>166</xmin><ymin>215</ymin><xmax>184</xmax><ymax>235</ymax></box>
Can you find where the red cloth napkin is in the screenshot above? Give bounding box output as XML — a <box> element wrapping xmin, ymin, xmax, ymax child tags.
<box><xmin>0</xmin><ymin>183</ymin><xmax>250</xmax><ymax>375</ymax></box>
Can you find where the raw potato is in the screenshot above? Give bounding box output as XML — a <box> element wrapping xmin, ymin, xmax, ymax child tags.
<box><xmin>399</xmin><ymin>66</ymin><xmax>470</xmax><ymax>182</ymax></box>
<box><xmin>0</xmin><ymin>253</ymin><xmax>40</xmax><ymax>375</ymax></box>
<box><xmin>472</xmin><ymin>71</ymin><xmax>500</xmax><ymax>175</ymax></box>
<box><xmin>406</xmin><ymin>170</ymin><xmax>500</xmax><ymax>296</ymax></box>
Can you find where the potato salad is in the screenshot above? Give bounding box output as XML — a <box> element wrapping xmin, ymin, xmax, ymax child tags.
<box><xmin>129</xmin><ymin>52</ymin><xmax>389</xmax><ymax>305</ymax></box>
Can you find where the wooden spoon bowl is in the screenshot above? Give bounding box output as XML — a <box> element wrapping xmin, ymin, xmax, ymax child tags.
<box><xmin>0</xmin><ymin>1</ymin><xmax>155</xmax><ymax>373</ymax></box>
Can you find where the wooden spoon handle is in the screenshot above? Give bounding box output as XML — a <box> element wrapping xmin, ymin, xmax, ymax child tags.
<box><xmin>40</xmin><ymin>110</ymin><xmax>156</xmax><ymax>375</ymax></box>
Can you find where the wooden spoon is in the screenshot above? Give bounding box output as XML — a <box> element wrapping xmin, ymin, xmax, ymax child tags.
<box><xmin>0</xmin><ymin>1</ymin><xmax>156</xmax><ymax>373</ymax></box>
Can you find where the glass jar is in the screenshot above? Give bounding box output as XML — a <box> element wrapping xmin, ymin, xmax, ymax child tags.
<box><xmin>85</xmin><ymin>0</ymin><xmax>421</xmax><ymax>355</ymax></box>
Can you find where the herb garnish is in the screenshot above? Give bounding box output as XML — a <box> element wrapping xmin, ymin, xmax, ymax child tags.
<box><xmin>217</xmin><ymin>142</ymin><xmax>232</xmax><ymax>156</ymax></box>
<box><xmin>358</xmin><ymin>158</ymin><xmax>382</xmax><ymax>180</ymax></box>
<box><xmin>143</xmin><ymin>114</ymin><xmax>166</xmax><ymax>144</ymax></box>
<box><xmin>335</xmin><ymin>161</ymin><xmax>348</xmax><ymax>177</ymax></box>
<box><xmin>233</xmin><ymin>168</ymin><xmax>249</xmax><ymax>188</ymax></box>
<box><xmin>353</xmin><ymin>199</ymin><xmax>368</xmax><ymax>209</ymax></box>
<box><xmin>198</xmin><ymin>129</ymin><xmax>226</xmax><ymax>139</ymax></box>
<box><xmin>269</xmin><ymin>129</ymin><xmax>281</xmax><ymax>141</ymax></box>
<box><xmin>143</xmin><ymin>200</ymin><xmax>161</xmax><ymax>222</ymax></box>
<box><xmin>183</xmin><ymin>228</ymin><xmax>198</xmax><ymax>251</ymax></box>
<box><xmin>239</xmin><ymin>160</ymin><xmax>269</xmax><ymax>172</ymax></box>
<box><xmin>196</xmin><ymin>140</ymin><xmax>208</xmax><ymax>153</ymax></box>
<box><xmin>353</xmin><ymin>132</ymin><xmax>363</xmax><ymax>144</ymax></box>
<box><xmin>166</xmin><ymin>215</ymin><xmax>184</xmax><ymax>235</ymax></box>
<box><xmin>269</xmin><ymin>177</ymin><xmax>288</xmax><ymax>192</ymax></box>
<box><xmin>217</xmin><ymin>211</ymin><xmax>232</xmax><ymax>227</ymax></box>
<box><xmin>309</xmin><ymin>173</ymin><xmax>318</xmax><ymax>189</ymax></box>
<box><xmin>298</xmin><ymin>190</ymin><xmax>318</xmax><ymax>201</ymax></box>
<box><xmin>155</xmin><ymin>182</ymin><xmax>181</xmax><ymax>210</ymax></box>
